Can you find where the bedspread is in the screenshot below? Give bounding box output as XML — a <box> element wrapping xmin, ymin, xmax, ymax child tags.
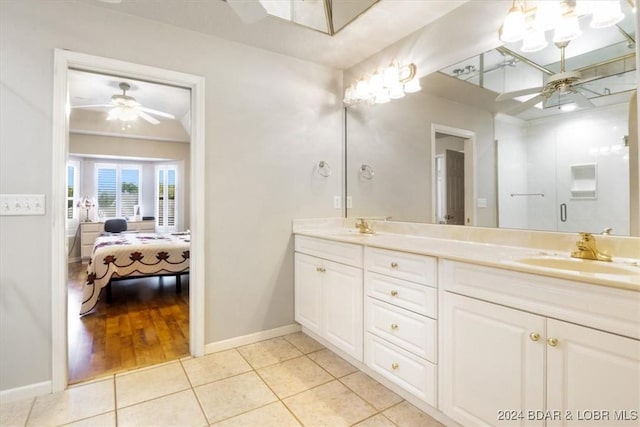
<box><xmin>80</xmin><ymin>232</ymin><xmax>190</xmax><ymax>315</ymax></box>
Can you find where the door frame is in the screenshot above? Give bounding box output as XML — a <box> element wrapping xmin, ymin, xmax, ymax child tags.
<box><xmin>430</xmin><ymin>123</ymin><xmax>476</xmax><ymax>226</ymax></box>
<box><xmin>51</xmin><ymin>49</ymin><xmax>206</xmax><ymax>392</ymax></box>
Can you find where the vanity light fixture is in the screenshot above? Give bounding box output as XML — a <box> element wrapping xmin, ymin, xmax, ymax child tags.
<box><xmin>500</xmin><ymin>0</ymin><xmax>630</xmax><ymax>53</ymax></box>
<box><xmin>343</xmin><ymin>62</ymin><xmax>421</xmax><ymax>106</ymax></box>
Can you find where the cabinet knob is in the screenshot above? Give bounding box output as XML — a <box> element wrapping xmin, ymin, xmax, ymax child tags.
<box><xmin>391</xmin><ymin>363</ymin><xmax>399</xmax><ymax>370</ymax></box>
<box><xmin>390</xmin><ymin>262</ymin><xmax>398</xmax><ymax>268</ymax></box>
<box><xmin>547</xmin><ymin>337</ymin><xmax>558</xmax><ymax>347</ymax></box>
<box><xmin>390</xmin><ymin>290</ymin><xmax>398</xmax><ymax>297</ymax></box>
<box><xmin>391</xmin><ymin>323</ymin><xmax>399</xmax><ymax>330</ymax></box>
<box><xmin>529</xmin><ymin>332</ymin><xmax>540</xmax><ymax>342</ymax></box>
<box><xmin>316</xmin><ymin>266</ymin><xmax>326</xmax><ymax>273</ymax></box>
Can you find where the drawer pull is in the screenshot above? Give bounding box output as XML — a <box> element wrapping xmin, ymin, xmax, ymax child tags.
<box><xmin>316</xmin><ymin>267</ymin><xmax>326</xmax><ymax>273</ymax></box>
<box><xmin>391</xmin><ymin>363</ymin><xmax>399</xmax><ymax>370</ymax></box>
<box><xmin>529</xmin><ymin>332</ymin><xmax>540</xmax><ymax>342</ymax></box>
<box><xmin>390</xmin><ymin>262</ymin><xmax>398</xmax><ymax>268</ymax></box>
<box><xmin>391</xmin><ymin>323</ymin><xmax>399</xmax><ymax>330</ymax></box>
<box><xmin>390</xmin><ymin>290</ymin><xmax>398</xmax><ymax>297</ymax></box>
<box><xmin>547</xmin><ymin>337</ymin><xmax>559</xmax><ymax>347</ymax></box>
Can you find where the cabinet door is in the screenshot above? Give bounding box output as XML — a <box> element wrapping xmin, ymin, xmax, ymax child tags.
<box><xmin>546</xmin><ymin>319</ymin><xmax>640</xmax><ymax>427</ymax></box>
<box><xmin>294</xmin><ymin>253</ymin><xmax>323</xmax><ymax>336</ymax></box>
<box><xmin>324</xmin><ymin>260</ymin><xmax>363</xmax><ymax>361</ymax></box>
<box><xmin>441</xmin><ymin>293</ymin><xmax>545</xmax><ymax>427</ymax></box>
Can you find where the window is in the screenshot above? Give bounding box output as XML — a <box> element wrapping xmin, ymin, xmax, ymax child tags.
<box><xmin>66</xmin><ymin>160</ymin><xmax>80</xmax><ymax>234</ymax></box>
<box><xmin>156</xmin><ymin>165</ymin><xmax>178</xmax><ymax>231</ymax></box>
<box><xmin>96</xmin><ymin>164</ymin><xmax>141</xmax><ymax>219</ymax></box>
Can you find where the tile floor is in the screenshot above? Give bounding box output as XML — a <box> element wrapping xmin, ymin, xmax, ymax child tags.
<box><xmin>1</xmin><ymin>333</ymin><xmax>445</xmax><ymax>427</ymax></box>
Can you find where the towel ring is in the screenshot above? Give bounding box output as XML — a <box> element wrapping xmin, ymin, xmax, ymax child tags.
<box><xmin>360</xmin><ymin>164</ymin><xmax>374</xmax><ymax>180</ymax></box>
<box><xmin>317</xmin><ymin>161</ymin><xmax>331</xmax><ymax>177</ymax></box>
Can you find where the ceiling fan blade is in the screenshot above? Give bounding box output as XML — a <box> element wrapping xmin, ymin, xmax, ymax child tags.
<box><xmin>506</xmin><ymin>94</ymin><xmax>545</xmax><ymax>115</ymax></box>
<box><xmin>496</xmin><ymin>86</ymin><xmax>544</xmax><ymax>102</ymax></box>
<box><xmin>566</xmin><ymin>91</ymin><xmax>595</xmax><ymax>109</ymax></box>
<box><xmin>137</xmin><ymin>110</ymin><xmax>160</xmax><ymax>125</ymax></box>
<box><xmin>139</xmin><ymin>106</ymin><xmax>175</xmax><ymax>119</ymax></box>
<box><xmin>71</xmin><ymin>104</ymin><xmax>112</xmax><ymax>109</ymax></box>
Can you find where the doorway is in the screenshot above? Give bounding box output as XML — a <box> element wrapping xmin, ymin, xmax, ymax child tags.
<box><xmin>52</xmin><ymin>50</ymin><xmax>205</xmax><ymax>392</ymax></box>
<box><xmin>430</xmin><ymin>124</ymin><xmax>476</xmax><ymax>226</ymax></box>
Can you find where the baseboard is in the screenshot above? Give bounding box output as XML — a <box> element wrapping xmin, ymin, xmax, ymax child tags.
<box><xmin>0</xmin><ymin>380</ymin><xmax>51</xmax><ymax>404</ymax></box>
<box><xmin>204</xmin><ymin>323</ymin><xmax>301</xmax><ymax>354</ymax></box>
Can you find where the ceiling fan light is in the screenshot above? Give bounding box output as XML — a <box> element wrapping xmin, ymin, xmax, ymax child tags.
<box><xmin>534</xmin><ymin>0</ymin><xmax>561</xmax><ymax>31</ymax></box>
<box><xmin>553</xmin><ymin>14</ymin><xmax>582</xmax><ymax>43</ymax></box>
<box><xmin>500</xmin><ymin>5</ymin><xmax>526</xmax><ymax>43</ymax></box>
<box><xmin>590</xmin><ymin>0</ymin><xmax>624</xmax><ymax>28</ymax></box>
<box><xmin>521</xmin><ymin>27</ymin><xmax>548</xmax><ymax>52</ymax></box>
<box><xmin>560</xmin><ymin>102</ymin><xmax>577</xmax><ymax>111</ymax></box>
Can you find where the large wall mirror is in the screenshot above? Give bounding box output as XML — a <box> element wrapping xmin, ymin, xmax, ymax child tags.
<box><xmin>345</xmin><ymin>0</ymin><xmax>637</xmax><ymax>236</ymax></box>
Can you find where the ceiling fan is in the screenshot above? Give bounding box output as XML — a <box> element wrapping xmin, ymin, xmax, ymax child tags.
<box><xmin>72</xmin><ymin>82</ymin><xmax>175</xmax><ymax>125</ymax></box>
<box><xmin>496</xmin><ymin>41</ymin><xmax>597</xmax><ymax>115</ymax></box>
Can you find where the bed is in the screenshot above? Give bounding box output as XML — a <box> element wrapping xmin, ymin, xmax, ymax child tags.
<box><xmin>80</xmin><ymin>232</ymin><xmax>190</xmax><ymax>315</ymax></box>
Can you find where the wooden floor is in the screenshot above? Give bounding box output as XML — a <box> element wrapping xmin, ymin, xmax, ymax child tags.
<box><xmin>67</xmin><ymin>261</ymin><xmax>190</xmax><ymax>384</ymax></box>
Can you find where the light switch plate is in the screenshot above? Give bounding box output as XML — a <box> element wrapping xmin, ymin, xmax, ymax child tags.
<box><xmin>476</xmin><ymin>198</ymin><xmax>487</xmax><ymax>208</ymax></box>
<box><xmin>0</xmin><ymin>194</ymin><xmax>46</xmax><ymax>216</ymax></box>
<box><xmin>333</xmin><ymin>196</ymin><xmax>341</xmax><ymax>209</ymax></box>
<box><xmin>346</xmin><ymin>196</ymin><xmax>353</xmax><ymax>209</ymax></box>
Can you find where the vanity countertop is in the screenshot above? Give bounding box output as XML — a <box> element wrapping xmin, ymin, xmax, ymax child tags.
<box><xmin>294</xmin><ymin>229</ymin><xmax>640</xmax><ymax>292</ymax></box>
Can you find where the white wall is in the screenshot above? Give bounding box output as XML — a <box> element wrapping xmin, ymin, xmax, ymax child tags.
<box><xmin>0</xmin><ymin>0</ymin><xmax>342</xmax><ymax>392</ymax></box>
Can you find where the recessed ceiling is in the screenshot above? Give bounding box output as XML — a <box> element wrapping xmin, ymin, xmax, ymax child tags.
<box><xmin>68</xmin><ymin>69</ymin><xmax>191</xmax><ymax>142</ymax></box>
<box><xmin>81</xmin><ymin>0</ymin><xmax>468</xmax><ymax>69</ymax></box>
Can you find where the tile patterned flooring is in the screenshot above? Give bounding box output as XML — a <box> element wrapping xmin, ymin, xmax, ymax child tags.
<box><xmin>1</xmin><ymin>333</ymin><xmax>444</xmax><ymax>427</ymax></box>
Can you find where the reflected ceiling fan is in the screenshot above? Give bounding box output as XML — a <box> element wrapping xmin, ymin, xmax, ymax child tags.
<box><xmin>496</xmin><ymin>41</ymin><xmax>597</xmax><ymax>115</ymax></box>
<box><xmin>72</xmin><ymin>82</ymin><xmax>175</xmax><ymax>125</ymax></box>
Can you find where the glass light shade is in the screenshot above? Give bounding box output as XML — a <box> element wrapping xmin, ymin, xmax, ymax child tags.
<box><xmin>590</xmin><ymin>1</ymin><xmax>624</xmax><ymax>28</ymax></box>
<box><xmin>553</xmin><ymin>14</ymin><xmax>582</xmax><ymax>42</ymax></box>
<box><xmin>534</xmin><ymin>0</ymin><xmax>560</xmax><ymax>31</ymax></box>
<box><xmin>383</xmin><ymin>64</ymin><xmax>399</xmax><ymax>87</ymax></box>
<box><xmin>374</xmin><ymin>89</ymin><xmax>390</xmax><ymax>104</ymax></box>
<box><xmin>355</xmin><ymin>79</ymin><xmax>370</xmax><ymax>99</ymax></box>
<box><xmin>500</xmin><ymin>5</ymin><xmax>526</xmax><ymax>43</ymax></box>
<box><xmin>388</xmin><ymin>84</ymin><xmax>405</xmax><ymax>99</ymax></box>
<box><xmin>521</xmin><ymin>28</ymin><xmax>548</xmax><ymax>52</ymax></box>
<box><xmin>369</xmin><ymin>72</ymin><xmax>383</xmax><ymax>93</ymax></box>
<box><xmin>574</xmin><ymin>0</ymin><xmax>595</xmax><ymax>16</ymax></box>
<box><xmin>343</xmin><ymin>86</ymin><xmax>355</xmax><ymax>104</ymax></box>
<box><xmin>107</xmin><ymin>106</ymin><xmax>138</xmax><ymax>122</ymax></box>
<box><xmin>403</xmin><ymin>77</ymin><xmax>421</xmax><ymax>93</ymax></box>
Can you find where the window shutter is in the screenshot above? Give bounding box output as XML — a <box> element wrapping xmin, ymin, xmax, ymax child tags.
<box><xmin>97</xmin><ymin>167</ymin><xmax>117</xmax><ymax>218</ymax></box>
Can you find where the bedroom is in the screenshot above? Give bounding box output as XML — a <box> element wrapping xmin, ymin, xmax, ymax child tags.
<box><xmin>65</xmin><ymin>70</ymin><xmax>192</xmax><ymax>382</ymax></box>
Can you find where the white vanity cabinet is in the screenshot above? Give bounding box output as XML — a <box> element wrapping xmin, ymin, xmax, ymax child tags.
<box><xmin>441</xmin><ymin>260</ymin><xmax>640</xmax><ymax>427</ymax></box>
<box><xmin>294</xmin><ymin>236</ymin><xmax>363</xmax><ymax>360</ymax></box>
<box><xmin>364</xmin><ymin>247</ymin><xmax>439</xmax><ymax>407</ymax></box>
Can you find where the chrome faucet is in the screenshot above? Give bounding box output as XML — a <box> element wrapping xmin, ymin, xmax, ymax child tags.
<box><xmin>355</xmin><ymin>218</ymin><xmax>374</xmax><ymax>234</ymax></box>
<box><xmin>601</xmin><ymin>227</ymin><xmax>613</xmax><ymax>235</ymax></box>
<box><xmin>571</xmin><ymin>232</ymin><xmax>612</xmax><ymax>262</ymax></box>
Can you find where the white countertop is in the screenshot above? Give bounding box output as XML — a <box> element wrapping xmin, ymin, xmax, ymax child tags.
<box><xmin>295</xmin><ymin>229</ymin><xmax>640</xmax><ymax>292</ymax></box>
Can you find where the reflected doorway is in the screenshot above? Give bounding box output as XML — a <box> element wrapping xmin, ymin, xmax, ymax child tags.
<box><xmin>431</xmin><ymin>124</ymin><xmax>476</xmax><ymax>226</ymax></box>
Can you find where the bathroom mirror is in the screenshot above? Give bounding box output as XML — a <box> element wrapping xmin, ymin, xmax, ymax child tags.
<box><xmin>345</xmin><ymin>2</ymin><xmax>637</xmax><ymax>236</ymax></box>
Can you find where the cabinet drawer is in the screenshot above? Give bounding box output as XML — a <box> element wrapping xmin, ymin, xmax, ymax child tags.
<box><xmin>365</xmin><ymin>247</ymin><xmax>436</xmax><ymax>286</ymax></box>
<box><xmin>80</xmin><ymin>222</ymin><xmax>102</xmax><ymax>233</ymax></box>
<box><xmin>367</xmin><ymin>298</ymin><xmax>436</xmax><ymax>362</ymax></box>
<box><xmin>366</xmin><ymin>272</ymin><xmax>436</xmax><ymax>318</ymax></box>
<box><xmin>366</xmin><ymin>333</ymin><xmax>436</xmax><ymax>406</ymax></box>
<box><xmin>295</xmin><ymin>235</ymin><xmax>363</xmax><ymax>267</ymax></box>
<box><xmin>82</xmin><ymin>230</ymin><xmax>102</xmax><ymax>242</ymax></box>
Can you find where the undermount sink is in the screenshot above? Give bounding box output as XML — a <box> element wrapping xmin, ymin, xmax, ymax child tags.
<box><xmin>514</xmin><ymin>256</ymin><xmax>639</xmax><ymax>276</ymax></box>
